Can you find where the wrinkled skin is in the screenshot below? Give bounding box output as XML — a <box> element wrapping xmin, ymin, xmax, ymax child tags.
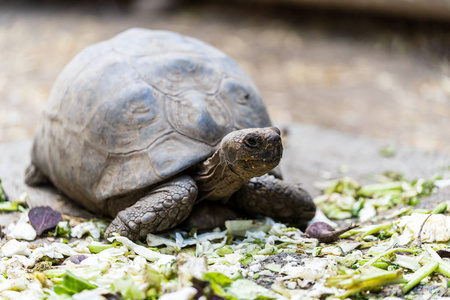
<box><xmin>105</xmin><ymin>127</ymin><xmax>315</xmax><ymax>240</ymax></box>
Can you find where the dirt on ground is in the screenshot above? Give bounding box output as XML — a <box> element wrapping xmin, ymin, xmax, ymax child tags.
<box><xmin>1</xmin><ymin>0</ymin><xmax>450</xmax><ymax>153</ymax></box>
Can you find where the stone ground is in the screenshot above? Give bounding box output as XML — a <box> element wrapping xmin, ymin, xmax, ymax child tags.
<box><xmin>0</xmin><ymin>0</ymin><xmax>450</xmax><ymax>221</ymax></box>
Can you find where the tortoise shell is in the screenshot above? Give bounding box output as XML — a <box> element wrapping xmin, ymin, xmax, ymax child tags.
<box><xmin>30</xmin><ymin>28</ymin><xmax>271</xmax><ymax>211</ymax></box>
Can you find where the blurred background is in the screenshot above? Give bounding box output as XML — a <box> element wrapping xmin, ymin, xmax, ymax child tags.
<box><xmin>1</xmin><ymin>0</ymin><xmax>450</xmax><ymax>152</ymax></box>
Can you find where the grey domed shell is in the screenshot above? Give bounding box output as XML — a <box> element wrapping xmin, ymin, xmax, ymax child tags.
<box><xmin>30</xmin><ymin>28</ymin><xmax>271</xmax><ymax>211</ymax></box>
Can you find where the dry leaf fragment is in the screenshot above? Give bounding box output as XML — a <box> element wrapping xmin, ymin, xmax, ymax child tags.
<box><xmin>28</xmin><ymin>206</ymin><xmax>62</xmax><ymax>235</ymax></box>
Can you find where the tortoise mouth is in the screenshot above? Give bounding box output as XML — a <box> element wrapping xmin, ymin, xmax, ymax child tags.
<box><xmin>248</xmin><ymin>156</ymin><xmax>281</xmax><ymax>164</ymax></box>
<box><xmin>249</xmin><ymin>145</ymin><xmax>283</xmax><ymax>164</ymax></box>
<box><xmin>238</xmin><ymin>155</ymin><xmax>281</xmax><ymax>172</ymax></box>
<box><xmin>245</xmin><ymin>145</ymin><xmax>282</xmax><ymax>163</ymax></box>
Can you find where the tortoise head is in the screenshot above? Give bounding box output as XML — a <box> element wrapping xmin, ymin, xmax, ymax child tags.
<box><xmin>219</xmin><ymin>127</ymin><xmax>282</xmax><ymax>178</ymax></box>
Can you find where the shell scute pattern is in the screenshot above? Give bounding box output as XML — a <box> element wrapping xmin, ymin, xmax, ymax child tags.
<box><xmin>44</xmin><ymin>41</ymin><xmax>112</xmax><ymax>118</ymax></box>
<box><xmin>31</xmin><ymin>28</ymin><xmax>272</xmax><ymax>205</ymax></box>
<box><xmin>130</xmin><ymin>55</ymin><xmax>221</xmax><ymax>95</ymax></box>
<box><xmin>85</xmin><ymin>82</ymin><xmax>167</xmax><ymax>154</ymax></box>
<box><xmin>165</xmin><ymin>91</ymin><xmax>233</xmax><ymax>146</ymax></box>
<box><xmin>146</xmin><ymin>132</ymin><xmax>214</xmax><ymax>179</ymax></box>
<box><xmin>48</xmin><ymin>51</ymin><xmax>140</xmax><ymax>138</ymax></box>
<box><xmin>94</xmin><ymin>150</ymin><xmax>155</xmax><ymax>201</ymax></box>
<box><xmin>217</xmin><ymin>77</ymin><xmax>270</xmax><ymax>130</ymax></box>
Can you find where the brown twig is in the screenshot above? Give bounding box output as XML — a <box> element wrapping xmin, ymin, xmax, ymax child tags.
<box><xmin>417</xmin><ymin>214</ymin><xmax>432</xmax><ymax>248</ymax></box>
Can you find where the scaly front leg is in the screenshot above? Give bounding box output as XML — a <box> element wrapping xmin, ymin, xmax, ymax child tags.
<box><xmin>105</xmin><ymin>175</ymin><xmax>198</xmax><ymax>241</ymax></box>
<box><xmin>232</xmin><ymin>174</ymin><xmax>316</xmax><ymax>224</ymax></box>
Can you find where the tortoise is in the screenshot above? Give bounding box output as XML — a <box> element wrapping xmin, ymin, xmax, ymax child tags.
<box><xmin>25</xmin><ymin>28</ymin><xmax>316</xmax><ymax>240</ymax></box>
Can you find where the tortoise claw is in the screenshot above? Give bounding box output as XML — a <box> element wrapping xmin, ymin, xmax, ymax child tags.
<box><xmin>105</xmin><ymin>216</ymin><xmax>140</xmax><ymax>241</ymax></box>
<box><xmin>105</xmin><ymin>175</ymin><xmax>198</xmax><ymax>241</ymax></box>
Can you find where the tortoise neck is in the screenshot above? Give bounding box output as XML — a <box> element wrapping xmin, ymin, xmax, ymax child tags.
<box><xmin>193</xmin><ymin>148</ymin><xmax>247</xmax><ymax>203</ymax></box>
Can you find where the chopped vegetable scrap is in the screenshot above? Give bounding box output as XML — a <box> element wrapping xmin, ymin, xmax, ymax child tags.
<box><xmin>29</xmin><ymin>206</ymin><xmax>63</xmax><ymax>236</ymax></box>
<box><xmin>0</xmin><ymin>171</ymin><xmax>449</xmax><ymax>299</ymax></box>
<box><xmin>0</xmin><ymin>179</ymin><xmax>6</xmax><ymax>202</ymax></box>
<box><xmin>0</xmin><ymin>188</ymin><xmax>28</xmax><ymax>212</ymax></box>
<box><xmin>314</xmin><ymin>173</ymin><xmax>442</xmax><ymax>221</ymax></box>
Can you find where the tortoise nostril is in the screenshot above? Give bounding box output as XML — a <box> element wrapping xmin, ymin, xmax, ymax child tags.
<box><xmin>271</xmin><ymin>127</ymin><xmax>281</xmax><ymax>135</ymax></box>
<box><xmin>270</xmin><ymin>135</ymin><xmax>281</xmax><ymax>144</ymax></box>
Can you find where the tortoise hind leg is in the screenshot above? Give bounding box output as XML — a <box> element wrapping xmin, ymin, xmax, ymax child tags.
<box><xmin>105</xmin><ymin>175</ymin><xmax>198</xmax><ymax>241</ymax></box>
<box><xmin>181</xmin><ymin>201</ymin><xmax>241</xmax><ymax>231</ymax></box>
<box><xmin>25</xmin><ymin>163</ymin><xmax>50</xmax><ymax>186</ymax></box>
<box><xmin>232</xmin><ymin>174</ymin><xmax>316</xmax><ymax>225</ymax></box>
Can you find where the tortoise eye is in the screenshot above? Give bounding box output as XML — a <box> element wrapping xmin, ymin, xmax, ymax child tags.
<box><xmin>244</xmin><ymin>94</ymin><xmax>250</xmax><ymax>100</ymax></box>
<box><xmin>244</xmin><ymin>137</ymin><xmax>258</xmax><ymax>148</ymax></box>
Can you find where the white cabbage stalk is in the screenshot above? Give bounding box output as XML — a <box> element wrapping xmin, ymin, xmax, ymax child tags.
<box><xmin>1</xmin><ymin>240</ymin><xmax>31</xmax><ymax>257</ymax></box>
<box><xmin>6</xmin><ymin>214</ymin><xmax>36</xmax><ymax>241</ymax></box>
<box><xmin>71</xmin><ymin>222</ymin><xmax>101</xmax><ymax>239</ymax></box>
<box><xmin>397</xmin><ymin>213</ymin><xmax>450</xmax><ymax>244</ymax></box>
<box><xmin>158</xmin><ymin>286</ymin><xmax>197</xmax><ymax>300</ymax></box>
<box><xmin>359</xmin><ymin>201</ymin><xmax>377</xmax><ymax>223</ymax></box>
<box><xmin>108</xmin><ymin>235</ymin><xmax>175</xmax><ymax>264</ymax></box>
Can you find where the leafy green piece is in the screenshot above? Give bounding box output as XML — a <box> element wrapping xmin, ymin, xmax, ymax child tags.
<box><xmin>53</xmin><ymin>285</ymin><xmax>75</xmax><ymax>296</ymax></box>
<box><xmin>108</xmin><ymin>236</ymin><xmax>175</xmax><ymax>263</ymax></box>
<box><xmin>327</xmin><ymin>267</ymin><xmax>405</xmax><ymax>298</ymax></box>
<box><xmin>379</xmin><ymin>146</ymin><xmax>396</xmax><ymax>157</ymax></box>
<box><xmin>437</xmin><ymin>263</ymin><xmax>450</xmax><ymax>278</ymax></box>
<box><xmin>145</xmin><ymin>266</ymin><xmax>162</xmax><ymax>289</ymax></box>
<box><xmin>381</xmin><ymin>171</ymin><xmax>405</xmax><ymax>181</ymax></box>
<box><xmin>358</xmin><ymin>182</ymin><xmax>403</xmax><ymax>197</ymax></box>
<box><xmin>53</xmin><ymin>270</ymin><xmax>97</xmax><ymax>296</ymax></box>
<box><xmin>371</xmin><ymin>261</ymin><xmax>390</xmax><ymax>270</ymax></box>
<box><xmin>263</xmin><ymin>263</ymin><xmax>281</xmax><ymax>273</ymax></box>
<box><xmin>0</xmin><ymin>200</ymin><xmax>22</xmax><ymax>211</ymax></box>
<box><xmin>431</xmin><ymin>202</ymin><xmax>447</xmax><ymax>214</ymax></box>
<box><xmin>0</xmin><ymin>189</ymin><xmax>28</xmax><ymax>211</ymax></box>
<box><xmin>225</xmin><ymin>220</ymin><xmax>271</xmax><ymax>236</ymax></box>
<box><xmin>403</xmin><ymin>261</ymin><xmax>439</xmax><ymax>294</ymax></box>
<box><xmin>88</xmin><ymin>241</ymin><xmax>113</xmax><ymax>254</ymax></box>
<box><xmin>217</xmin><ymin>245</ymin><xmax>234</xmax><ymax>257</ymax></box>
<box><xmin>92</xmin><ymin>219</ymin><xmax>109</xmax><ymax>239</ymax></box>
<box><xmin>360</xmin><ymin>248</ymin><xmax>418</xmax><ymax>269</ymax></box>
<box><xmin>393</xmin><ymin>255</ymin><xmax>421</xmax><ymax>271</ymax></box>
<box><xmin>239</xmin><ymin>254</ymin><xmax>253</xmax><ymax>265</ymax></box>
<box><xmin>111</xmin><ymin>274</ymin><xmax>146</xmax><ymax>300</ymax></box>
<box><xmin>202</xmin><ymin>272</ymin><xmax>235</xmax><ymax>299</ymax></box>
<box><xmin>422</xmin><ymin>248</ymin><xmax>450</xmax><ymax>278</ymax></box>
<box><xmin>204</xmin><ymin>272</ymin><xmax>232</xmax><ymax>287</ymax></box>
<box><xmin>325</xmin><ymin>177</ymin><xmax>359</xmax><ymax>196</ymax></box>
<box><xmin>339</xmin><ymin>228</ymin><xmax>361</xmax><ymax>239</ymax></box>
<box><xmin>44</xmin><ymin>262</ymin><xmax>110</xmax><ymax>278</ymax></box>
<box><xmin>316</xmin><ymin>174</ymin><xmax>441</xmax><ymax>220</ymax></box>
<box><xmin>258</xmin><ymin>246</ymin><xmax>278</xmax><ymax>255</ymax></box>
<box><xmin>360</xmin><ymin>222</ymin><xmax>392</xmax><ymax>239</ymax></box>
<box><xmin>0</xmin><ymin>179</ymin><xmax>6</xmax><ymax>202</ymax></box>
<box><xmin>44</xmin><ymin>269</ymin><xmax>68</xmax><ymax>278</ymax></box>
<box><xmin>226</xmin><ymin>279</ymin><xmax>278</xmax><ymax>300</ymax></box>
<box><xmin>417</xmin><ymin>175</ymin><xmax>441</xmax><ymax>197</ymax></box>
<box><xmin>50</xmin><ymin>221</ymin><xmax>71</xmax><ymax>237</ymax></box>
